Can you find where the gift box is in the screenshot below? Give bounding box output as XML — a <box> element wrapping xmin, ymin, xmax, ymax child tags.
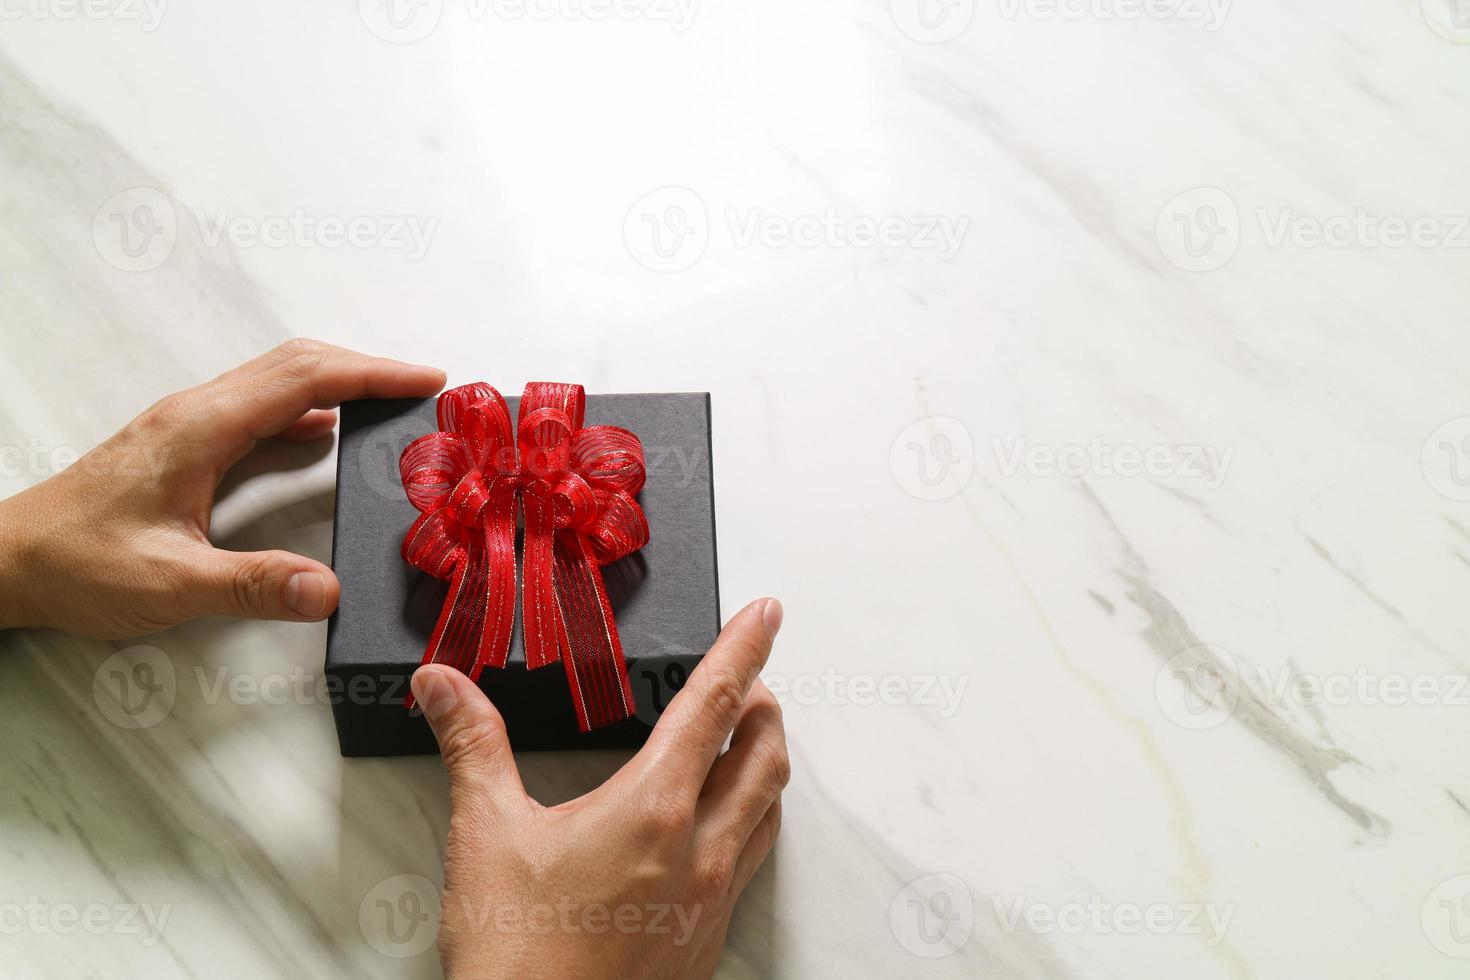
<box><xmin>324</xmin><ymin>390</ymin><xmax>719</xmax><ymax>756</ymax></box>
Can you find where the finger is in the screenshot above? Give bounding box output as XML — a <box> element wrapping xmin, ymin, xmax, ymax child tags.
<box><xmin>180</xmin><ymin>546</ymin><xmax>341</xmax><ymax>622</ymax></box>
<box><xmin>207</xmin><ymin>337</ymin><xmax>333</xmax><ymax>387</ymax></box>
<box><xmin>275</xmin><ymin>409</ymin><xmax>338</xmax><ymax>442</ymax></box>
<box><xmin>629</xmin><ymin>598</ymin><xmax>783</xmax><ymax>799</ymax></box>
<box><xmin>411</xmin><ymin>665</ymin><xmax>527</xmax><ymax>809</ymax></box>
<box><xmin>209</xmin><ymin>337</ymin><xmax>396</xmax><ymax>388</ymax></box>
<box><xmin>697</xmin><ymin>681</ymin><xmax>790</xmax><ymax>852</ymax></box>
<box><xmin>688</xmin><ymin>920</ymin><xmax>731</xmax><ymax>980</ymax></box>
<box><xmin>239</xmin><ymin>347</ymin><xmax>446</xmax><ymax>433</ymax></box>
<box><xmin>191</xmin><ymin>343</ymin><xmax>445</xmax><ymax>461</ymax></box>
<box><xmin>731</xmin><ymin>798</ymin><xmax>781</xmax><ymax>898</ymax></box>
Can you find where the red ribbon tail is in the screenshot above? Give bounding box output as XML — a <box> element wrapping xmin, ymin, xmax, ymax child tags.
<box><xmin>552</xmin><ymin>531</ymin><xmax>636</xmax><ymax>732</ymax></box>
<box><xmin>405</xmin><ymin>540</ymin><xmax>490</xmax><ymax>710</ymax></box>
<box><xmin>521</xmin><ymin>495</ymin><xmax>561</xmax><ymax>671</ymax></box>
<box><xmin>475</xmin><ymin>480</ymin><xmax>519</xmax><ymax>679</ymax></box>
<box><xmin>405</xmin><ymin>486</ymin><xmax>516</xmax><ymax>711</ymax></box>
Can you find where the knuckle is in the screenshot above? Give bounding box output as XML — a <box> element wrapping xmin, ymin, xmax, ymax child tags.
<box><xmin>693</xmin><ymin>849</ymin><xmax>735</xmax><ymax>901</ymax></box>
<box><xmin>743</xmin><ymin>810</ymin><xmax>782</xmax><ymax>871</ymax></box>
<box><xmin>748</xmin><ymin>680</ymin><xmax>782</xmax><ymax>713</ymax></box>
<box><xmin>440</xmin><ymin>718</ymin><xmax>508</xmax><ymax>773</ymax></box>
<box><xmin>275</xmin><ymin>337</ymin><xmax>326</xmax><ymax>358</ymax></box>
<box><xmin>745</xmin><ymin>689</ymin><xmax>784</xmax><ymax>726</ymax></box>
<box><xmin>700</xmin><ymin>668</ymin><xmax>748</xmax><ymax>735</ymax></box>
<box><xmin>282</xmin><ymin>350</ymin><xmax>328</xmax><ymax>383</ymax></box>
<box><xmin>752</xmin><ymin>738</ymin><xmax>792</xmax><ymax>795</ymax></box>
<box><xmin>639</xmin><ymin>788</ymin><xmax>696</xmax><ymax>836</ymax></box>
<box><xmin>229</xmin><ymin>554</ymin><xmax>274</xmax><ymax>616</ymax></box>
<box><xmin>143</xmin><ymin>391</ymin><xmax>197</xmax><ymax>430</ymax></box>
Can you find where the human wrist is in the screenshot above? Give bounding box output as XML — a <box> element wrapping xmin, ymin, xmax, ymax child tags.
<box><xmin>0</xmin><ymin>495</ymin><xmax>39</xmax><ymax>630</ymax></box>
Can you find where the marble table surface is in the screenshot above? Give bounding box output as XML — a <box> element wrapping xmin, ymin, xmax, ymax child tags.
<box><xmin>2</xmin><ymin>1</ymin><xmax>1469</xmax><ymax>977</ymax></box>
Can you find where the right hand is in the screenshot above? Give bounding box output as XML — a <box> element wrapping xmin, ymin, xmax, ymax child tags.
<box><xmin>411</xmin><ymin>597</ymin><xmax>789</xmax><ymax>980</ymax></box>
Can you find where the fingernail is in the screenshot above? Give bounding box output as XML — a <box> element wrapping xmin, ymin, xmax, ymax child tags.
<box><xmin>285</xmin><ymin>572</ymin><xmax>327</xmax><ymax>618</ymax></box>
<box><xmin>412</xmin><ymin>668</ymin><xmax>457</xmax><ymax>723</ymax></box>
<box><xmin>762</xmin><ymin>598</ymin><xmax>784</xmax><ymax>639</ymax></box>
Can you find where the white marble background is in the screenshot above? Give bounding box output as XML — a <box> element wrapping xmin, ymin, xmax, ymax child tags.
<box><xmin>2</xmin><ymin>0</ymin><xmax>1469</xmax><ymax>976</ymax></box>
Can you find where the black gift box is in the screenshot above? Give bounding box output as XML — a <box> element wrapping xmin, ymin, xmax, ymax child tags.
<box><xmin>325</xmin><ymin>392</ymin><xmax>719</xmax><ymax>756</ymax></box>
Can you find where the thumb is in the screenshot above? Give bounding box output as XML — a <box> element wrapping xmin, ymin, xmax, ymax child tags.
<box><xmin>185</xmin><ymin>547</ymin><xmax>340</xmax><ymax>621</ymax></box>
<box><xmin>411</xmin><ymin>665</ymin><xmax>526</xmax><ymax>807</ymax></box>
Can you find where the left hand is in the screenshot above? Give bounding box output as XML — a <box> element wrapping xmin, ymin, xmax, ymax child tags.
<box><xmin>0</xmin><ymin>338</ymin><xmax>445</xmax><ymax>637</ymax></box>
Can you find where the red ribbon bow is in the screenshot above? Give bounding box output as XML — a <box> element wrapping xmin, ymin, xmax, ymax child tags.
<box><xmin>399</xmin><ymin>382</ymin><xmax>648</xmax><ymax>731</ymax></box>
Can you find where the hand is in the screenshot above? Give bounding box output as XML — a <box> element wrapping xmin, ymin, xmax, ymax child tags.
<box><xmin>413</xmin><ymin>597</ymin><xmax>788</xmax><ymax>980</ymax></box>
<box><xmin>0</xmin><ymin>338</ymin><xmax>445</xmax><ymax>638</ymax></box>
